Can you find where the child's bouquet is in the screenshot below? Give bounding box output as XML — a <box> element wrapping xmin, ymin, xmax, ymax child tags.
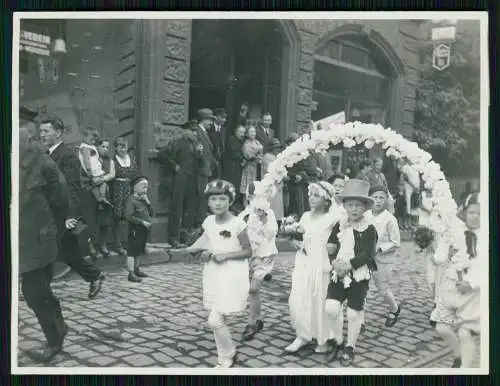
<box><xmin>279</xmin><ymin>215</ymin><xmax>303</xmax><ymax>241</ymax></box>
<box><xmin>413</xmin><ymin>226</ymin><xmax>435</xmax><ymax>251</ymax></box>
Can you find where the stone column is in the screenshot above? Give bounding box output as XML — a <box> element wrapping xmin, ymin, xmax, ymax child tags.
<box><xmin>295</xmin><ymin>29</ymin><xmax>319</xmax><ymax>135</ymax></box>
<box><xmin>135</xmin><ymin>19</ymin><xmax>192</xmax><ymax>243</ymax></box>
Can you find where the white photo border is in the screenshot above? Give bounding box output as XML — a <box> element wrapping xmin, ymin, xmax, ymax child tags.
<box><xmin>10</xmin><ymin>10</ymin><xmax>490</xmax><ymax>375</ymax></box>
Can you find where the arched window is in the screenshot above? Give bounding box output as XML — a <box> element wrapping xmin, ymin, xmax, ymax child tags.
<box><xmin>312</xmin><ymin>35</ymin><xmax>392</xmax><ymax>126</ymax></box>
<box><xmin>312</xmin><ymin>34</ymin><xmax>397</xmax><ymax>175</ymax></box>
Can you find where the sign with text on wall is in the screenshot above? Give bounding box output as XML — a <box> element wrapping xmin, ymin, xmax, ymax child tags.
<box><xmin>20</xmin><ymin>30</ymin><xmax>51</xmax><ymax>57</ymax></box>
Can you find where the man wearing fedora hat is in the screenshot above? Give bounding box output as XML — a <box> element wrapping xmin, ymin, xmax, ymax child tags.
<box><xmin>194</xmin><ymin>108</ymin><xmax>220</xmax><ymax>225</ymax></box>
<box><xmin>18</xmin><ymin>105</ymin><xmax>70</xmax><ymax>363</ymax></box>
<box><xmin>161</xmin><ymin>119</ymin><xmax>202</xmax><ymax>248</ymax></box>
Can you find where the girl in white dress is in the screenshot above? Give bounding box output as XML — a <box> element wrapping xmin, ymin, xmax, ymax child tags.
<box><xmin>431</xmin><ymin>192</ymin><xmax>482</xmax><ymax>368</ymax></box>
<box><xmin>419</xmin><ymin>188</ymin><xmax>449</xmax><ymax>305</ymax></box>
<box><xmin>285</xmin><ymin>181</ymin><xmax>339</xmax><ymax>354</ymax></box>
<box><xmin>185</xmin><ymin>180</ymin><xmax>252</xmax><ymax>368</ymax></box>
<box><xmin>78</xmin><ymin>126</ymin><xmax>112</xmax><ymax>207</ymax></box>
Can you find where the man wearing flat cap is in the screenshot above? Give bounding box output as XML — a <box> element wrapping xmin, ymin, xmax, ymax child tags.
<box><xmin>159</xmin><ymin>119</ymin><xmax>202</xmax><ymax>247</ymax></box>
<box><xmin>18</xmin><ymin>106</ymin><xmax>70</xmax><ymax>363</ymax></box>
<box><xmin>194</xmin><ymin>108</ymin><xmax>220</xmax><ymax>225</ymax></box>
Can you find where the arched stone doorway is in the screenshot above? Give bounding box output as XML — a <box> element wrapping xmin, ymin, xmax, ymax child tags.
<box><xmin>312</xmin><ymin>24</ymin><xmax>406</xmax><ymax>176</ymax></box>
<box><xmin>189</xmin><ymin>19</ymin><xmax>299</xmax><ymax>141</ymax></box>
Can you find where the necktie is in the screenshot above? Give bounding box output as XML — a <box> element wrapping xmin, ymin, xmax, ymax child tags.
<box><xmin>465</xmin><ymin>230</ymin><xmax>477</xmax><ymax>258</ymax></box>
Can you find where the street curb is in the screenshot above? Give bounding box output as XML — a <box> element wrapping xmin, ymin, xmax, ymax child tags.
<box><xmin>85</xmin><ymin>237</ymin><xmax>414</xmax><ymax>272</ymax></box>
<box><xmin>403</xmin><ymin>348</ymin><xmax>452</xmax><ymax>368</ymax></box>
<box><xmin>85</xmin><ymin>238</ymin><xmax>297</xmax><ymax>272</ymax></box>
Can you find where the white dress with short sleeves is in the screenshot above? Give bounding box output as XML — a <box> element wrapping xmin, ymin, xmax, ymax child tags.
<box><xmin>202</xmin><ymin>215</ymin><xmax>250</xmax><ymax>314</ymax></box>
<box><xmin>288</xmin><ymin>211</ymin><xmax>337</xmax><ymax>345</ymax></box>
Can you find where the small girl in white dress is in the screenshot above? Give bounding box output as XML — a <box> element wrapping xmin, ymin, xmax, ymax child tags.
<box><xmin>285</xmin><ymin>181</ymin><xmax>339</xmax><ymax>354</ymax></box>
<box><xmin>431</xmin><ymin>192</ymin><xmax>482</xmax><ymax>368</ymax></box>
<box><xmin>78</xmin><ymin>126</ymin><xmax>111</xmax><ymax>206</ymax></box>
<box><xmin>185</xmin><ymin>180</ymin><xmax>252</xmax><ymax>368</ymax></box>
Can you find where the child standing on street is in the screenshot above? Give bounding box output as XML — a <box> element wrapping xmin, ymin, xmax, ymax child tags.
<box><xmin>125</xmin><ymin>176</ymin><xmax>152</xmax><ymax>282</ymax></box>
<box><xmin>285</xmin><ymin>181</ymin><xmax>339</xmax><ymax>355</ymax></box>
<box><xmin>185</xmin><ymin>180</ymin><xmax>252</xmax><ymax>368</ymax></box>
<box><xmin>78</xmin><ymin>126</ymin><xmax>112</xmax><ymax>207</ymax></box>
<box><xmin>363</xmin><ymin>186</ymin><xmax>402</xmax><ymax>328</ymax></box>
<box><xmin>241</xmin><ymin>181</ymin><xmax>279</xmax><ymax>342</ymax></box>
<box><xmin>431</xmin><ymin>192</ymin><xmax>482</xmax><ymax>368</ymax></box>
<box><xmin>325</xmin><ymin>179</ymin><xmax>378</xmax><ymax>366</ymax></box>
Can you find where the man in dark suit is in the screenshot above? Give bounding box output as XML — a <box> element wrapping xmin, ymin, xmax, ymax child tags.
<box><xmin>158</xmin><ymin>120</ymin><xmax>202</xmax><ymax>248</ymax></box>
<box><xmin>208</xmin><ymin>108</ymin><xmax>227</xmax><ymax>173</ymax></box>
<box><xmin>38</xmin><ymin>114</ymin><xmax>105</xmax><ymax>299</ymax></box>
<box><xmin>255</xmin><ymin>112</ymin><xmax>275</xmax><ymax>154</ymax></box>
<box><xmin>195</xmin><ymin>108</ymin><xmax>219</xmax><ymax>225</ymax></box>
<box><xmin>18</xmin><ymin>106</ymin><xmax>69</xmax><ymax>363</ymax></box>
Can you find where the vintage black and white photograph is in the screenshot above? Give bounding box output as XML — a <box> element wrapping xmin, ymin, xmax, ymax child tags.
<box><xmin>11</xmin><ymin>12</ymin><xmax>489</xmax><ymax>374</ymax></box>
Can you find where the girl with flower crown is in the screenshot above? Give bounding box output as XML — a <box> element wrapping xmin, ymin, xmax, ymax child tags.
<box><xmin>324</xmin><ymin>179</ymin><xmax>378</xmax><ymax>366</ymax></box>
<box><xmin>285</xmin><ymin>181</ymin><xmax>340</xmax><ymax>355</ymax></box>
<box><xmin>430</xmin><ymin>192</ymin><xmax>482</xmax><ymax>368</ymax></box>
<box><xmin>238</xmin><ymin>181</ymin><xmax>279</xmax><ymax>342</ymax></box>
<box><xmin>184</xmin><ymin>180</ymin><xmax>252</xmax><ymax>368</ymax></box>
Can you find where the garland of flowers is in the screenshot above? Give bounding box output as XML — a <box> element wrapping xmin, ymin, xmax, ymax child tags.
<box><xmin>248</xmin><ymin>121</ymin><xmax>470</xmax><ymax>270</ymax></box>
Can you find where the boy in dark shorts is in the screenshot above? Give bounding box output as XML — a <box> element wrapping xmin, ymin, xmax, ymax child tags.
<box><xmin>324</xmin><ymin>179</ymin><xmax>378</xmax><ymax>366</ymax></box>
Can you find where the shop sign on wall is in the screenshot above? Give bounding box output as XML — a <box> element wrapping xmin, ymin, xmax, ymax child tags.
<box><xmin>20</xmin><ymin>30</ymin><xmax>51</xmax><ymax>57</ymax></box>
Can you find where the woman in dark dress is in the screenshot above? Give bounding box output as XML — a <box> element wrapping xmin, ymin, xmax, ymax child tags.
<box><xmin>111</xmin><ymin>137</ymin><xmax>138</xmax><ymax>255</ymax></box>
<box><xmin>223</xmin><ymin>124</ymin><xmax>246</xmax><ymax>211</ymax></box>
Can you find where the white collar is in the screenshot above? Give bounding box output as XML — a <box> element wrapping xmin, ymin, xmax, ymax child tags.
<box><xmin>48</xmin><ymin>141</ymin><xmax>63</xmax><ymax>155</ymax></box>
<box><xmin>115</xmin><ymin>153</ymin><xmax>131</xmax><ymax>167</ymax></box>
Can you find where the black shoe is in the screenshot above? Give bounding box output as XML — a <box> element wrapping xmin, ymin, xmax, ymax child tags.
<box><xmin>128</xmin><ymin>272</ymin><xmax>142</xmax><ymax>283</ymax></box>
<box><xmin>242</xmin><ymin>320</ymin><xmax>264</xmax><ymax>341</ymax></box>
<box><xmin>88</xmin><ymin>273</ymin><xmax>105</xmax><ymax>299</ymax></box>
<box><xmin>327</xmin><ymin>340</ymin><xmax>344</xmax><ymax>363</ymax></box>
<box><xmin>385</xmin><ymin>305</ymin><xmax>402</xmax><ymax>327</ymax></box>
<box><xmin>263</xmin><ymin>274</ymin><xmax>272</xmax><ymax>282</ymax></box>
<box><xmin>339</xmin><ymin>345</ymin><xmax>355</xmax><ymax>367</ymax></box>
<box><xmin>24</xmin><ymin>345</ymin><xmax>62</xmax><ymax>364</ymax></box>
<box><xmin>452</xmin><ymin>357</ymin><xmax>462</xmax><ymax>368</ymax></box>
<box><xmin>135</xmin><ymin>268</ymin><xmax>148</xmax><ymax>278</ymax></box>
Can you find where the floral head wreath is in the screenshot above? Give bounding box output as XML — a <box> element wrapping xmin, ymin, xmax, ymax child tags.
<box><xmin>204</xmin><ymin>179</ymin><xmax>236</xmax><ymax>203</ymax></box>
<box><xmin>308</xmin><ymin>181</ymin><xmax>335</xmax><ymax>202</ymax></box>
<box><xmin>458</xmin><ymin>192</ymin><xmax>480</xmax><ymax>221</ymax></box>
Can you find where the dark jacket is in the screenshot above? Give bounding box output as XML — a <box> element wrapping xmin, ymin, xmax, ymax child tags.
<box><xmin>255</xmin><ymin>125</ymin><xmax>275</xmax><ymax>154</ymax></box>
<box><xmin>223</xmin><ymin>135</ymin><xmax>244</xmax><ymax>189</ymax></box>
<box><xmin>20</xmin><ymin>147</ymin><xmax>70</xmax><ymax>274</ymax></box>
<box><xmin>328</xmin><ymin>222</ymin><xmax>378</xmax><ymax>272</ymax></box>
<box><xmin>207</xmin><ymin>123</ymin><xmax>226</xmax><ymax>162</ymax></box>
<box><xmin>195</xmin><ymin>125</ymin><xmax>219</xmax><ymax>179</ymax></box>
<box><xmin>50</xmin><ymin>142</ymin><xmax>83</xmax><ymax>221</ymax></box>
<box><xmin>158</xmin><ymin>135</ymin><xmax>201</xmax><ymax>179</ymax></box>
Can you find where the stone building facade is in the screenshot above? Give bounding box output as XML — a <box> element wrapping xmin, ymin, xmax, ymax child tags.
<box><xmin>20</xmin><ymin>18</ymin><xmax>424</xmax><ymax>242</ymax></box>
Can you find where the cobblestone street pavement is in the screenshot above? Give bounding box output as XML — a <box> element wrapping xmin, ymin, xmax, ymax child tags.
<box><xmin>16</xmin><ymin>243</ymin><xmax>463</xmax><ymax>369</ymax></box>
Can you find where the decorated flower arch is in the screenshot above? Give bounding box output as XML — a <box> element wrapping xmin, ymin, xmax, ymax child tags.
<box><xmin>248</xmin><ymin>121</ymin><xmax>469</xmax><ymax>265</ymax></box>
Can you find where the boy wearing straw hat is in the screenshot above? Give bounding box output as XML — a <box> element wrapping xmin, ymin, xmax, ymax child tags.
<box><xmin>324</xmin><ymin>179</ymin><xmax>378</xmax><ymax>366</ymax></box>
